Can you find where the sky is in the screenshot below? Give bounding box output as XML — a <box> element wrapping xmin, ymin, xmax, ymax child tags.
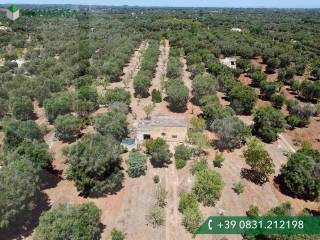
<box><xmin>4</xmin><ymin>0</ymin><xmax>320</xmax><ymax>8</ymax></box>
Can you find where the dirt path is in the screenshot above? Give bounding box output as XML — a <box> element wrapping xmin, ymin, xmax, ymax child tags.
<box><xmin>181</xmin><ymin>57</ymin><xmax>192</xmax><ymax>96</ymax></box>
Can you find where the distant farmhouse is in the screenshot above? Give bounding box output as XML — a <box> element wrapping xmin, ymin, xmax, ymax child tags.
<box><xmin>136</xmin><ymin>116</ymin><xmax>188</xmax><ymax>143</ymax></box>
<box><xmin>219</xmin><ymin>57</ymin><xmax>237</xmax><ymax>69</ymax></box>
<box><xmin>6</xmin><ymin>5</ymin><xmax>20</xmax><ymax>21</ymax></box>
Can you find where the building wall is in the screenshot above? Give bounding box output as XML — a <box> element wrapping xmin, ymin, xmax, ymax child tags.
<box><xmin>136</xmin><ymin>126</ymin><xmax>187</xmax><ymax>143</ymax></box>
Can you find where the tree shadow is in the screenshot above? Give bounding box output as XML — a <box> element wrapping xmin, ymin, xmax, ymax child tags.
<box><xmin>39</xmin><ymin>168</ymin><xmax>62</xmax><ymax>190</ymax></box>
<box><xmin>240</xmin><ymin>168</ymin><xmax>267</xmax><ymax>186</ymax></box>
<box><xmin>94</xmin><ymin>223</ymin><xmax>107</xmax><ymax>240</ymax></box>
<box><xmin>0</xmin><ymin>192</ymin><xmax>51</xmax><ymax>240</ymax></box>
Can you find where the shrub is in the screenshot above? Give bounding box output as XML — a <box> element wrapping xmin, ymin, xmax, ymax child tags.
<box><xmin>267</xmin><ymin>202</ymin><xmax>293</xmax><ymax>216</ymax></box>
<box><xmin>102</xmin><ymin>88</ymin><xmax>131</xmax><ymax>105</ymax></box>
<box><xmin>280</xmin><ymin>147</ymin><xmax>320</xmax><ymax>200</ymax></box>
<box><xmin>54</xmin><ymin>114</ymin><xmax>82</xmax><ymax>142</ymax></box>
<box><xmin>153</xmin><ymin>175</ymin><xmax>160</xmax><ymax>184</ymax></box>
<box><xmin>146</xmin><ymin>138</ymin><xmax>172</xmax><ymax>167</ymax></box>
<box><xmin>244</xmin><ymin>137</ymin><xmax>275</xmax><ymax>181</ymax></box>
<box><xmin>44</xmin><ymin>92</ymin><xmax>73</xmax><ymax>123</ymax></box>
<box><xmin>211</xmin><ymin>115</ymin><xmax>251</xmax><ymax>150</ymax></box>
<box><xmin>175</xmin><ymin>158</ymin><xmax>187</xmax><ymax>169</ymax></box>
<box><xmin>108</xmin><ymin>101</ymin><xmax>129</xmax><ymax>115</ymax></box>
<box><xmin>166</xmin><ymin>80</ymin><xmax>189</xmax><ymax>112</ymax></box>
<box><xmin>93</xmin><ymin>111</ymin><xmax>128</xmax><ymax>141</ymax></box>
<box><xmin>175</xmin><ymin>144</ymin><xmax>192</xmax><ymax>161</ymax></box>
<box><xmin>0</xmin><ymin>158</ymin><xmax>39</xmax><ymax>229</ymax></box>
<box><xmin>33</xmin><ymin>203</ymin><xmax>101</xmax><ymax>240</ymax></box>
<box><xmin>253</xmin><ymin>106</ymin><xmax>285</xmax><ymax>143</ymax></box>
<box><xmin>213</xmin><ymin>152</ymin><xmax>225</xmax><ymax>168</ymax></box>
<box><xmin>287</xmin><ymin>104</ymin><xmax>315</xmax><ymax>128</ymax></box>
<box><xmin>0</xmin><ymin>98</ymin><xmax>9</xmax><ymax>118</ymax></box>
<box><xmin>127</xmin><ymin>152</ymin><xmax>147</xmax><ymax>178</ymax></box>
<box><xmin>67</xmin><ymin>133</ymin><xmax>123</xmax><ymax>197</ymax></box>
<box><xmin>193</xmin><ymin>169</ymin><xmax>224</xmax><ymax>206</ymax></box>
<box><xmin>156</xmin><ymin>185</ymin><xmax>167</xmax><ymax>208</ymax></box>
<box><xmin>182</xmin><ymin>207</ymin><xmax>203</xmax><ymax>234</ymax></box>
<box><xmin>228</xmin><ymin>84</ymin><xmax>257</xmax><ymax>114</ymax></box>
<box><xmin>191</xmin><ymin>158</ymin><xmax>208</xmax><ymax>175</ymax></box>
<box><xmin>233</xmin><ymin>182</ymin><xmax>245</xmax><ymax>194</ymax></box>
<box><xmin>192</xmin><ymin>74</ymin><xmax>218</xmax><ymax>104</ymax></box>
<box><xmin>146</xmin><ymin>205</ymin><xmax>165</xmax><ymax>228</ymax></box>
<box><xmin>133</xmin><ymin>71</ymin><xmax>151</xmax><ymax>98</ymax></box>
<box><xmin>260</xmin><ymin>81</ymin><xmax>281</xmax><ymax>100</ymax></box>
<box><xmin>10</xmin><ymin>96</ymin><xmax>34</xmax><ymax>120</ymax></box>
<box><xmin>246</xmin><ymin>205</ymin><xmax>260</xmax><ymax>217</ymax></box>
<box><xmin>111</xmin><ymin>228</ymin><xmax>126</xmax><ymax>240</ymax></box>
<box><xmin>270</xmin><ymin>94</ymin><xmax>285</xmax><ymax>109</ymax></box>
<box><xmin>151</xmin><ymin>89</ymin><xmax>162</xmax><ymax>103</ymax></box>
<box><xmin>178</xmin><ymin>192</ymin><xmax>198</xmax><ymax>213</ymax></box>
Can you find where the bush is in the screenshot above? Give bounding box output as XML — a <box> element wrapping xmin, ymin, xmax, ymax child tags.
<box><xmin>111</xmin><ymin>228</ymin><xmax>126</xmax><ymax>240</ymax></box>
<box><xmin>67</xmin><ymin>133</ymin><xmax>123</xmax><ymax>197</ymax></box>
<box><xmin>182</xmin><ymin>207</ymin><xmax>203</xmax><ymax>234</ymax></box>
<box><xmin>166</xmin><ymin>80</ymin><xmax>189</xmax><ymax>112</ymax></box>
<box><xmin>244</xmin><ymin>137</ymin><xmax>275</xmax><ymax>181</ymax></box>
<box><xmin>93</xmin><ymin>111</ymin><xmax>128</xmax><ymax>141</ymax></box>
<box><xmin>251</xmin><ymin>71</ymin><xmax>267</xmax><ymax>87</ymax></box>
<box><xmin>253</xmin><ymin>106</ymin><xmax>285</xmax><ymax>143</ymax></box>
<box><xmin>151</xmin><ymin>89</ymin><xmax>162</xmax><ymax>103</ymax></box>
<box><xmin>3</xmin><ymin>120</ymin><xmax>43</xmax><ymax>149</ymax></box>
<box><xmin>44</xmin><ymin>92</ymin><xmax>73</xmax><ymax>123</ymax></box>
<box><xmin>127</xmin><ymin>152</ymin><xmax>147</xmax><ymax>178</ymax></box>
<box><xmin>146</xmin><ymin>205</ymin><xmax>165</xmax><ymax>228</ymax></box>
<box><xmin>260</xmin><ymin>81</ymin><xmax>281</xmax><ymax>100</ymax></box>
<box><xmin>213</xmin><ymin>152</ymin><xmax>225</xmax><ymax>168</ymax></box>
<box><xmin>246</xmin><ymin>205</ymin><xmax>260</xmax><ymax>217</ymax></box>
<box><xmin>54</xmin><ymin>114</ymin><xmax>82</xmax><ymax>142</ymax></box>
<box><xmin>191</xmin><ymin>158</ymin><xmax>208</xmax><ymax>175</ymax></box>
<box><xmin>279</xmin><ymin>147</ymin><xmax>320</xmax><ymax>200</ymax></box>
<box><xmin>233</xmin><ymin>182</ymin><xmax>245</xmax><ymax>194</ymax></box>
<box><xmin>211</xmin><ymin>115</ymin><xmax>251</xmax><ymax>150</ymax></box>
<box><xmin>10</xmin><ymin>96</ymin><xmax>34</xmax><ymax>120</ymax></box>
<box><xmin>0</xmin><ymin>158</ymin><xmax>39</xmax><ymax>229</ymax></box>
<box><xmin>0</xmin><ymin>98</ymin><xmax>9</xmax><ymax>118</ymax></box>
<box><xmin>228</xmin><ymin>84</ymin><xmax>257</xmax><ymax>115</ymax></box>
<box><xmin>192</xmin><ymin>74</ymin><xmax>218</xmax><ymax>104</ymax></box>
<box><xmin>175</xmin><ymin>158</ymin><xmax>186</xmax><ymax>169</ymax></box>
<box><xmin>178</xmin><ymin>192</ymin><xmax>198</xmax><ymax>213</ymax></box>
<box><xmin>174</xmin><ymin>144</ymin><xmax>192</xmax><ymax>161</ymax></box>
<box><xmin>156</xmin><ymin>185</ymin><xmax>167</xmax><ymax>208</ymax></box>
<box><xmin>102</xmin><ymin>88</ymin><xmax>131</xmax><ymax>106</ymax></box>
<box><xmin>108</xmin><ymin>101</ymin><xmax>129</xmax><ymax>115</ymax></box>
<box><xmin>146</xmin><ymin>138</ymin><xmax>172</xmax><ymax>167</ymax></box>
<box><xmin>267</xmin><ymin>202</ymin><xmax>293</xmax><ymax>216</ymax></box>
<box><xmin>33</xmin><ymin>203</ymin><xmax>101</xmax><ymax>240</ymax></box>
<box><xmin>270</xmin><ymin>94</ymin><xmax>285</xmax><ymax>109</ymax></box>
<box><xmin>287</xmin><ymin>104</ymin><xmax>315</xmax><ymax>128</ymax></box>
<box><xmin>153</xmin><ymin>175</ymin><xmax>160</xmax><ymax>184</ymax></box>
<box><xmin>133</xmin><ymin>71</ymin><xmax>151</xmax><ymax>98</ymax></box>
<box><xmin>193</xmin><ymin>169</ymin><xmax>224</xmax><ymax>206</ymax></box>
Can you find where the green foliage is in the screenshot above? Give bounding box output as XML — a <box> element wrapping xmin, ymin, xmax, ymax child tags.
<box><xmin>193</xmin><ymin>169</ymin><xmax>224</xmax><ymax>206</ymax></box>
<box><xmin>13</xmin><ymin>140</ymin><xmax>52</xmax><ymax>170</ymax></box>
<box><xmin>0</xmin><ymin>158</ymin><xmax>39</xmax><ymax>229</ymax></box>
<box><xmin>278</xmin><ymin>68</ymin><xmax>296</xmax><ymax>84</ymax></box>
<box><xmin>287</xmin><ymin>104</ymin><xmax>315</xmax><ymax>128</ymax></box>
<box><xmin>191</xmin><ymin>158</ymin><xmax>208</xmax><ymax>175</ymax></box>
<box><xmin>178</xmin><ymin>192</ymin><xmax>198</xmax><ymax>213</ymax></box>
<box><xmin>93</xmin><ymin>111</ymin><xmax>128</xmax><ymax>141</ymax></box>
<box><xmin>270</xmin><ymin>94</ymin><xmax>285</xmax><ymax>109</ymax></box>
<box><xmin>166</xmin><ymin>80</ymin><xmax>189</xmax><ymax>112</ymax></box>
<box><xmin>127</xmin><ymin>152</ymin><xmax>147</xmax><ymax>178</ymax></box>
<box><xmin>111</xmin><ymin>228</ymin><xmax>126</xmax><ymax>240</ymax></box>
<box><xmin>182</xmin><ymin>207</ymin><xmax>203</xmax><ymax>234</ymax></box>
<box><xmin>54</xmin><ymin>114</ymin><xmax>82</xmax><ymax>142</ymax></box>
<box><xmin>251</xmin><ymin>71</ymin><xmax>267</xmax><ymax>87</ymax></box>
<box><xmin>253</xmin><ymin>106</ymin><xmax>285</xmax><ymax>143</ymax></box>
<box><xmin>175</xmin><ymin>144</ymin><xmax>192</xmax><ymax>161</ymax></box>
<box><xmin>192</xmin><ymin>74</ymin><xmax>218</xmax><ymax>104</ymax></box>
<box><xmin>233</xmin><ymin>182</ymin><xmax>245</xmax><ymax>194</ymax></box>
<box><xmin>151</xmin><ymin>89</ymin><xmax>162</xmax><ymax>103</ymax></box>
<box><xmin>75</xmin><ymin>86</ymin><xmax>98</xmax><ymax>116</ymax></box>
<box><xmin>244</xmin><ymin>137</ymin><xmax>275</xmax><ymax>180</ymax></box>
<box><xmin>44</xmin><ymin>92</ymin><xmax>73</xmax><ymax>123</ymax></box>
<box><xmin>146</xmin><ymin>205</ymin><xmax>165</xmax><ymax>228</ymax></box>
<box><xmin>213</xmin><ymin>152</ymin><xmax>225</xmax><ymax>168</ymax></box>
<box><xmin>260</xmin><ymin>81</ymin><xmax>281</xmax><ymax>100</ymax></box>
<box><xmin>228</xmin><ymin>84</ymin><xmax>257</xmax><ymax>114</ymax></box>
<box><xmin>211</xmin><ymin>115</ymin><xmax>251</xmax><ymax>150</ymax></box>
<box><xmin>10</xmin><ymin>96</ymin><xmax>34</xmax><ymax>120</ymax></box>
<box><xmin>299</xmin><ymin>80</ymin><xmax>320</xmax><ymax>102</ymax></box>
<box><xmin>67</xmin><ymin>133</ymin><xmax>123</xmax><ymax>197</ymax></box>
<box><xmin>133</xmin><ymin>71</ymin><xmax>151</xmax><ymax>98</ymax></box>
<box><xmin>33</xmin><ymin>203</ymin><xmax>101</xmax><ymax>240</ymax></box>
<box><xmin>153</xmin><ymin>175</ymin><xmax>160</xmax><ymax>184</ymax></box>
<box><xmin>108</xmin><ymin>102</ymin><xmax>129</xmax><ymax>115</ymax></box>
<box><xmin>280</xmin><ymin>147</ymin><xmax>320</xmax><ymax>200</ymax></box>
<box><xmin>175</xmin><ymin>158</ymin><xmax>187</xmax><ymax>169</ymax></box>
<box><xmin>0</xmin><ymin>98</ymin><xmax>9</xmax><ymax>118</ymax></box>
<box><xmin>167</xmin><ymin>56</ymin><xmax>182</xmax><ymax>79</ymax></box>
<box><xmin>246</xmin><ymin>205</ymin><xmax>260</xmax><ymax>217</ymax></box>
<box><xmin>101</xmin><ymin>88</ymin><xmax>131</xmax><ymax>106</ymax></box>
<box><xmin>145</xmin><ymin>138</ymin><xmax>172</xmax><ymax>167</ymax></box>
<box><xmin>267</xmin><ymin>202</ymin><xmax>293</xmax><ymax>216</ymax></box>
<box><xmin>3</xmin><ymin>120</ymin><xmax>43</xmax><ymax>149</ymax></box>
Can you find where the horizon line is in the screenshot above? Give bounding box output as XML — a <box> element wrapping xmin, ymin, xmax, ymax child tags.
<box><xmin>1</xmin><ymin>3</ymin><xmax>320</xmax><ymax>9</ymax></box>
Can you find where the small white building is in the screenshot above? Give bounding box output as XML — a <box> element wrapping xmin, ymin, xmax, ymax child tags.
<box><xmin>6</xmin><ymin>5</ymin><xmax>20</xmax><ymax>21</ymax></box>
<box><xmin>231</xmin><ymin>28</ymin><xmax>242</xmax><ymax>32</ymax></box>
<box><xmin>136</xmin><ymin>116</ymin><xmax>188</xmax><ymax>143</ymax></box>
<box><xmin>219</xmin><ymin>57</ymin><xmax>237</xmax><ymax>69</ymax></box>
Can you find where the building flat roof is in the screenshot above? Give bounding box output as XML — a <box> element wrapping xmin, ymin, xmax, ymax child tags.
<box><xmin>137</xmin><ymin>116</ymin><xmax>188</xmax><ymax>130</ymax></box>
